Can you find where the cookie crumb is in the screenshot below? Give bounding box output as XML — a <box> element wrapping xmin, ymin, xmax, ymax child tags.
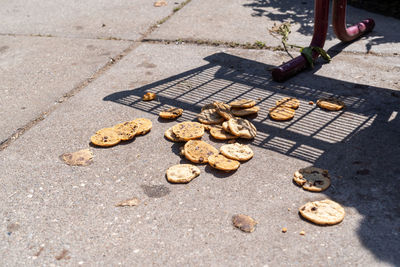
<box><xmin>309</xmin><ymin>101</ymin><xmax>314</xmax><ymax>105</ymax></box>
<box><xmin>282</xmin><ymin>227</ymin><xmax>287</xmax><ymax>233</ymax></box>
<box><xmin>299</xmin><ymin>230</ymin><xmax>305</xmax><ymax>235</ymax></box>
<box><xmin>288</xmin><ymin>208</ymin><xmax>291</xmax><ymax>211</ymax></box>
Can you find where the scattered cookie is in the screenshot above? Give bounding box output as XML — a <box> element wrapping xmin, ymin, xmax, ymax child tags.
<box><xmin>232</xmin><ymin>214</ymin><xmax>257</xmax><ymax>233</ymax></box>
<box><xmin>299</xmin><ymin>199</ymin><xmax>345</xmax><ymax>225</ymax></box>
<box><xmin>164</xmin><ymin>126</ymin><xmax>185</xmax><ymax>142</ymax></box>
<box><xmin>159</xmin><ymin>107</ymin><xmax>183</xmax><ymax>119</ymax></box>
<box><xmin>61</xmin><ymin>149</ymin><xmax>93</xmax><ymax>166</ymax></box>
<box><xmin>113</xmin><ymin>121</ymin><xmax>139</xmax><ymax>141</ymax></box>
<box><xmin>172</xmin><ymin>121</ymin><xmax>204</xmax><ymax>141</ymax></box>
<box><xmin>90</xmin><ymin>128</ymin><xmax>121</xmax><ymax>147</ymax></box>
<box><xmin>293</xmin><ymin>167</ymin><xmax>331</xmax><ymax>192</ymax></box>
<box><xmin>197</xmin><ymin>108</ymin><xmax>225</xmax><ymax>125</ymax></box>
<box><xmin>115</xmin><ymin>197</ymin><xmax>140</xmax><ymax>207</ymax></box>
<box><xmin>220</xmin><ymin>143</ymin><xmax>253</xmax><ymax>161</ymax></box>
<box><xmin>282</xmin><ymin>227</ymin><xmax>287</xmax><ymax>233</ymax></box>
<box><xmin>276</xmin><ymin>97</ymin><xmax>300</xmax><ymax>109</ymax></box>
<box><xmin>227</xmin><ymin>118</ymin><xmax>257</xmax><ymax>139</ymax></box>
<box><xmin>229</xmin><ymin>99</ymin><xmax>256</xmax><ymax>108</ymax></box>
<box><xmin>214</xmin><ymin>101</ymin><xmax>234</xmax><ymax>120</ymax></box>
<box><xmin>309</xmin><ymin>101</ymin><xmax>314</xmax><ymax>105</ymax></box>
<box><xmin>210</xmin><ymin>127</ymin><xmax>238</xmax><ymax>140</ymax></box>
<box><xmin>316</xmin><ymin>97</ymin><xmax>345</xmax><ymax>111</ymax></box>
<box><xmin>142</xmin><ymin>92</ymin><xmax>156</xmax><ymax>101</ymax></box>
<box><xmin>131</xmin><ymin>118</ymin><xmax>152</xmax><ymax>135</ymax></box>
<box><xmin>166</xmin><ymin>164</ymin><xmax>201</xmax><ymax>183</ymax></box>
<box><xmin>231</xmin><ymin>106</ymin><xmax>260</xmax><ymax>117</ymax></box>
<box><xmin>269</xmin><ymin>106</ymin><xmax>295</xmax><ymax>121</ymax></box>
<box><xmin>183</xmin><ymin>140</ymin><xmax>219</xmax><ymax>163</ymax></box>
<box><xmin>208</xmin><ymin>154</ymin><xmax>240</xmax><ymax>171</ymax></box>
<box><xmin>299</xmin><ymin>230</ymin><xmax>306</xmax><ymax>236</ymax></box>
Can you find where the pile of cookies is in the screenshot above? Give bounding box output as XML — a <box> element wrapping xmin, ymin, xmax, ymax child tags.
<box><xmin>90</xmin><ymin>118</ymin><xmax>152</xmax><ymax>147</ymax></box>
<box><xmin>293</xmin><ymin>166</ymin><xmax>345</xmax><ymax>225</ymax></box>
<box><xmin>164</xmin><ymin>100</ymin><xmax>258</xmax><ymax>183</ymax></box>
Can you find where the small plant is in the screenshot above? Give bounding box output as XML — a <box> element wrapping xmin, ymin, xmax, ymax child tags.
<box><xmin>269</xmin><ymin>21</ymin><xmax>331</xmax><ymax>67</ymax></box>
<box><xmin>254</xmin><ymin>41</ymin><xmax>266</xmax><ymax>49</ymax></box>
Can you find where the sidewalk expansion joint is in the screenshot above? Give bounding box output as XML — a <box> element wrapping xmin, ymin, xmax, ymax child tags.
<box><xmin>141</xmin><ymin>37</ymin><xmax>399</xmax><ymax>58</ymax></box>
<box><xmin>0</xmin><ymin>0</ymin><xmax>193</xmax><ymax>151</ymax></box>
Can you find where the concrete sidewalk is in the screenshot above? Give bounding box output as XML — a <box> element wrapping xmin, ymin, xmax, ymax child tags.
<box><xmin>1</xmin><ymin>0</ymin><xmax>399</xmax><ymax>266</ymax></box>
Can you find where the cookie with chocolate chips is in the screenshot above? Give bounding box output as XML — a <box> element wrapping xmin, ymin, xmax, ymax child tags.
<box><xmin>293</xmin><ymin>166</ymin><xmax>331</xmax><ymax>192</ymax></box>
<box><xmin>299</xmin><ymin>199</ymin><xmax>345</xmax><ymax>225</ymax></box>
<box><xmin>172</xmin><ymin>121</ymin><xmax>204</xmax><ymax>141</ymax></box>
<box><xmin>90</xmin><ymin>128</ymin><xmax>121</xmax><ymax>147</ymax></box>
<box><xmin>159</xmin><ymin>107</ymin><xmax>183</xmax><ymax>119</ymax></box>
<box><xmin>214</xmin><ymin>101</ymin><xmax>234</xmax><ymax>120</ymax></box>
<box><xmin>183</xmin><ymin>140</ymin><xmax>219</xmax><ymax>164</ymax></box>
<box><xmin>166</xmin><ymin>164</ymin><xmax>201</xmax><ymax>183</ymax></box>
<box><xmin>197</xmin><ymin>108</ymin><xmax>225</xmax><ymax>125</ymax></box>
<box><xmin>208</xmin><ymin>154</ymin><xmax>240</xmax><ymax>171</ymax></box>
<box><xmin>317</xmin><ymin>97</ymin><xmax>345</xmax><ymax>111</ymax></box>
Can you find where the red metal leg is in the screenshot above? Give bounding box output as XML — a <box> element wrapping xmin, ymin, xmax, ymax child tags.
<box><xmin>272</xmin><ymin>0</ymin><xmax>330</xmax><ymax>82</ymax></box>
<box><xmin>272</xmin><ymin>0</ymin><xmax>375</xmax><ymax>82</ymax></box>
<box><xmin>332</xmin><ymin>0</ymin><xmax>375</xmax><ymax>42</ymax></box>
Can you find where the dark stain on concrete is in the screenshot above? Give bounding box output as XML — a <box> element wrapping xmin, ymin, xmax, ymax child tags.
<box><xmin>141</xmin><ymin>185</ymin><xmax>170</xmax><ymax>198</ymax></box>
<box><xmin>75</xmin><ymin>26</ymin><xmax>84</xmax><ymax>30</ymax></box>
<box><xmin>7</xmin><ymin>222</ymin><xmax>20</xmax><ymax>234</ymax></box>
<box><xmin>0</xmin><ymin>46</ymin><xmax>10</xmax><ymax>53</ymax></box>
<box><xmin>86</xmin><ymin>45</ymin><xmax>96</xmax><ymax>50</ymax></box>
<box><xmin>137</xmin><ymin>61</ymin><xmax>157</xmax><ymax>68</ymax></box>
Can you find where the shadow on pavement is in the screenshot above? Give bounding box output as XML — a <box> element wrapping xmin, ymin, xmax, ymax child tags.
<box><xmin>243</xmin><ymin>0</ymin><xmax>400</xmax><ymax>53</ymax></box>
<box><xmin>104</xmin><ymin>52</ymin><xmax>400</xmax><ymax>265</ymax></box>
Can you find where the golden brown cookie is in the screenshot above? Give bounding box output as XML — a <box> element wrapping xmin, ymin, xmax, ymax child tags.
<box><xmin>113</xmin><ymin>121</ymin><xmax>139</xmax><ymax>141</ymax></box>
<box><xmin>220</xmin><ymin>143</ymin><xmax>253</xmax><ymax>161</ymax></box>
<box><xmin>317</xmin><ymin>98</ymin><xmax>345</xmax><ymax>111</ymax></box>
<box><xmin>276</xmin><ymin>97</ymin><xmax>300</xmax><ymax>109</ymax></box>
<box><xmin>299</xmin><ymin>199</ymin><xmax>345</xmax><ymax>225</ymax></box>
<box><xmin>183</xmin><ymin>140</ymin><xmax>219</xmax><ymax>163</ymax></box>
<box><xmin>61</xmin><ymin>149</ymin><xmax>93</xmax><ymax>166</ymax></box>
<box><xmin>269</xmin><ymin>106</ymin><xmax>295</xmax><ymax>121</ymax></box>
<box><xmin>159</xmin><ymin>107</ymin><xmax>183</xmax><ymax>119</ymax></box>
<box><xmin>197</xmin><ymin>108</ymin><xmax>225</xmax><ymax>125</ymax></box>
<box><xmin>222</xmin><ymin>121</ymin><xmax>231</xmax><ymax>133</ymax></box>
<box><xmin>201</xmin><ymin>103</ymin><xmax>216</xmax><ymax>111</ymax></box>
<box><xmin>210</xmin><ymin>126</ymin><xmax>238</xmax><ymax>140</ymax></box>
<box><xmin>172</xmin><ymin>121</ymin><xmax>204</xmax><ymax>141</ymax></box>
<box><xmin>293</xmin><ymin>167</ymin><xmax>331</xmax><ymax>192</ymax></box>
<box><xmin>232</xmin><ymin>214</ymin><xmax>257</xmax><ymax>233</ymax></box>
<box><xmin>164</xmin><ymin>126</ymin><xmax>185</xmax><ymax>142</ymax></box>
<box><xmin>166</xmin><ymin>164</ymin><xmax>201</xmax><ymax>183</ymax></box>
<box><xmin>131</xmin><ymin>118</ymin><xmax>152</xmax><ymax>135</ymax></box>
<box><xmin>208</xmin><ymin>154</ymin><xmax>240</xmax><ymax>171</ymax></box>
<box><xmin>227</xmin><ymin>118</ymin><xmax>257</xmax><ymax>139</ymax></box>
<box><xmin>142</xmin><ymin>92</ymin><xmax>156</xmax><ymax>101</ymax></box>
<box><xmin>229</xmin><ymin>99</ymin><xmax>257</xmax><ymax>108</ymax></box>
<box><xmin>231</xmin><ymin>106</ymin><xmax>260</xmax><ymax>117</ymax></box>
<box><xmin>214</xmin><ymin>101</ymin><xmax>234</xmax><ymax>120</ymax></box>
<box><xmin>90</xmin><ymin>128</ymin><xmax>121</xmax><ymax>147</ymax></box>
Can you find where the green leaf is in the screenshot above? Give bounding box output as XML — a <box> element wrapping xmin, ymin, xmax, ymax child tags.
<box><xmin>312</xmin><ymin>47</ymin><xmax>331</xmax><ymax>62</ymax></box>
<box><xmin>301</xmin><ymin>47</ymin><xmax>314</xmax><ymax>68</ymax></box>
